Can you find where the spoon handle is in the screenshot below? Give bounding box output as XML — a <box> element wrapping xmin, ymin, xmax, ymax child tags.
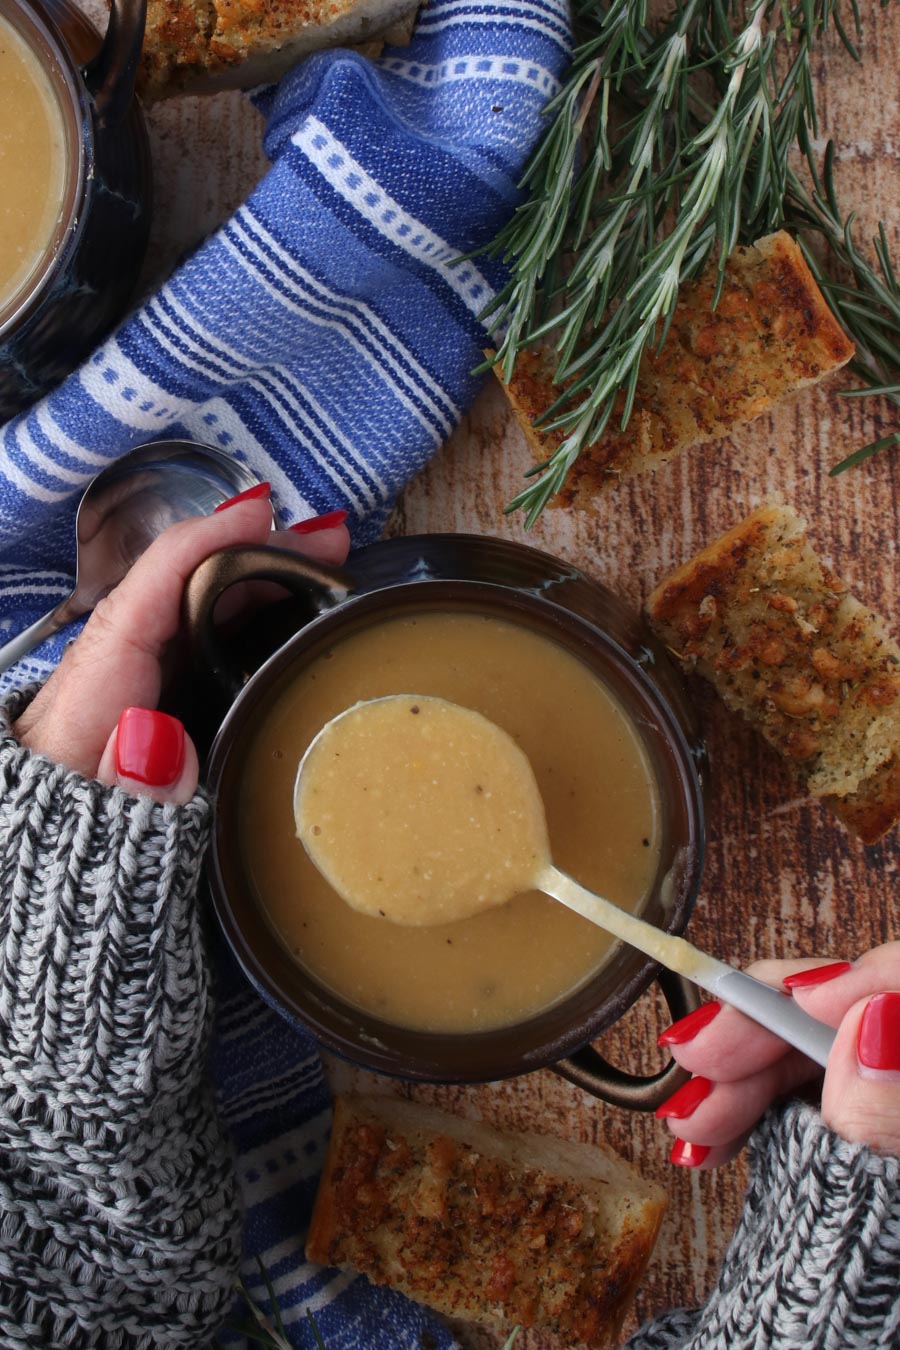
<box><xmin>706</xmin><ymin>967</ymin><xmax>836</xmax><ymax>1068</ymax></box>
<box><xmin>0</xmin><ymin>601</ymin><xmax>74</xmax><ymax>677</ymax></box>
<box><xmin>537</xmin><ymin>865</ymin><xmax>836</xmax><ymax>1069</ymax></box>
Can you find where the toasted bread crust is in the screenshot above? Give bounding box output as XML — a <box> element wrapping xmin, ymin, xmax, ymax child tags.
<box><xmin>307</xmin><ymin>1095</ymin><xmax>666</xmax><ymax>1345</ymax></box>
<box><xmin>496</xmin><ymin>232</ymin><xmax>854</xmax><ymax>505</ymax></box>
<box><xmin>645</xmin><ymin>504</ymin><xmax>900</xmax><ymax>843</ymax></box>
<box><xmin>140</xmin><ymin>0</ymin><xmax>420</xmax><ymax>99</ymax></box>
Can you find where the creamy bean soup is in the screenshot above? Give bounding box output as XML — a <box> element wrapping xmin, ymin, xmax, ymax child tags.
<box><xmin>239</xmin><ymin>611</ymin><xmax>662</xmax><ymax>1032</ymax></box>
<box><xmin>0</xmin><ymin>15</ymin><xmax>67</xmax><ymax>313</ymax></box>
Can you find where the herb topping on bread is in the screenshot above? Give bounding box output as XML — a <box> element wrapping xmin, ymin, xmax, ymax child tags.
<box><xmin>140</xmin><ymin>0</ymin><xmax>420</xmax><ymax>99</ymax></box>
<box><xmin>306</xmin><ymin>1093</ymin><xmax>667</xmax><ymax>1345</ymax></box>
<box><xmin>646</xmin><ymin>504</ymin><xmax>900</xmax><ymax>843</ymax></box>
<box><xmin>496</xmin><ymin>232</ymin><xmax>854</xmax><ymax>506</ymax></box>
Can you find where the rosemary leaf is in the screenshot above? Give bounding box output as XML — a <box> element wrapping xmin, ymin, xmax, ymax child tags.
<box><xmin>256</xmin><ymin>1256</ymin><xmax>290</xmax><ymax>1340</ymax></box>
<box><xmin>222</xmin><ymin>1323</ymin><xmax>288</xmax><ymax>1348</ymax></box>
<box><xmin>226</xmin><ymin>1274</ymin><xmax>293</xmax><ymax>1350</ymax></box>
<box><xmin>830</xmin><ymin>431</ymin><xmax>900</xmax><ymax>476</ymax></box>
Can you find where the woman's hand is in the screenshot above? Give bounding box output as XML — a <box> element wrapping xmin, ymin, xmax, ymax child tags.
<box><xmin>12</xmin><ymin>494</ymin><xmax>350</xmax><ymax>805</ymax></box>
<box><xmin>656</xmin><ymin>943</ymin><xmax>900</xmax><ymax>1165</ymax></box>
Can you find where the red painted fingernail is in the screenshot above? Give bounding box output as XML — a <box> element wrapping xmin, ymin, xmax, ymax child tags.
<box><xmin>213</xmin><ymin>482</ymin><xmax>271</xmax><ymax>512</ymax></box>
<box><xmin>669</xmin><ymin>1139</ymin><xmax>711</xmax><ymax>1168</ymax></box>
<box><xmin>656</xmin><ymin>1076</ymin><xmax>713</xmax><ymax>1120</ymax></box>
<box><xmin>658</xmin><ymin>1002</ymin><xmax>721</xmax><ymax>1047</ymax></box>
<box><xmin>857</xmin><ymin>993</ymin><xmax>900</xmax><ymax>1073</ymax></box>
<box><xmin>783</xmin><ymin>961</ymin><xmax>852</xmax><ymax>991</ymax></box>
<box><xmin>289</xmin><ymin>509</ymin><xmax>348</xmax><ymax>534</ymax></box>
<box><xmin>115</xmin><ymin>708</ymin><xmax>185</xmax><ymax>787</ymax></box>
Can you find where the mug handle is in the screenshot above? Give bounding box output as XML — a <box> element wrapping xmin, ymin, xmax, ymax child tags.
<box><xmin>184</xmin><ymin>545</ymin><xmax>354</xmax><ymax>701</ymax></box>
<box><xmin>84</xmin><ymin>0</ymin><xmax>147</xmax><ymax>125</ymax></box>
<box><xmin>553</xmin><ymin>969</ymin><xmax>701</xmax><ymax>1111</ymax></box>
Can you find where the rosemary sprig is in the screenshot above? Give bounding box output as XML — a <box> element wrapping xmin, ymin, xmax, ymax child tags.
<box><xmin>480</xmin><ymin>0</ymin><xmax>897</xmax><ymax>523</ymax></box>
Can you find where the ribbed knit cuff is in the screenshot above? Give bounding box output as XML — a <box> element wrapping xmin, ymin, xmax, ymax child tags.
<box><xmin>623</xmin><ymin>1101</ymin><xmax>900</xmax><ymax>1350</ymax></box>
<box><xmin>691</xmin><ymin>1101</ymin><xmax>900</xmax><ymax>1349</ymax></box>
<box><xmin>0</xmin><ymin>689</ymin><xmax>213</xmax><ymax>1112</ymax></box>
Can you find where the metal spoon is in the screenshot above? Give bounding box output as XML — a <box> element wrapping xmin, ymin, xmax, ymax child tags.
<box><xmin>532</xmin><ymin>868</ymin><xmax>837</xmax><ymax>1067</ymax></box>
<box><xmin>296</xmin><ymin>695</ymin><xmax>838</xmax><ymax>1069</ymax></box>
<box><xmin>0</xmin><ymin>440</ymin><xmax>262</xmax><ymax>676</ymax></box>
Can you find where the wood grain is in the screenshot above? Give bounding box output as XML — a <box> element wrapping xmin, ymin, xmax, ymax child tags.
<box><xmin>79</xmin><ymin>0</ymin><xmax>899</xmax><ymax>1342</ymax></box>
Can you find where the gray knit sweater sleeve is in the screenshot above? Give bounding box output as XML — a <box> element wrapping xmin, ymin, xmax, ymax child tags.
<box><xmin>624</xmin><ymin>1099</ymin><xmax>900</xmax><ymax>1349</ymax></box>
<box><xmin>0</xmin><ymin>690</ymin><xmax>241</xmax><ymax>1348</ymax></box>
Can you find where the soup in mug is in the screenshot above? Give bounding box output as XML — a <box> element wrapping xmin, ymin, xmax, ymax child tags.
<box><xmin>239</xmin><ymin>610</ymin><xmax>662</xmax><ymax>1033</ymax></box>
<box><xmin>0</xmin><ymin>14</ymin><xmax>67</xmax><ymax>313</ymax></box>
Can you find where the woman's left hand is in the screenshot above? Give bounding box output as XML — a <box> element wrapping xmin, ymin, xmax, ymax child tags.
<box><xmin>12</xmin><ymin>495</ymin><xmax>350</xmax><ymax>804</ymax></box>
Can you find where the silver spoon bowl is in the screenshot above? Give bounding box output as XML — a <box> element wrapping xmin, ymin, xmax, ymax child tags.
<box><xmin>0</xmin><ymin>440</ymin><xmax>262</xmax><ymax>676</ymax></box>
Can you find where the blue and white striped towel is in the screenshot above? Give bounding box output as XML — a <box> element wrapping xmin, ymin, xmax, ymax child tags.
<box><xmin>0</xmin><ymin>0</ymin><xmax>570</xmax><ymax>684</ymax></box>
<box><xmin>0</xmin><ymin>1</ymin><xmax>572</xmax><ymax>1343</ymax></box>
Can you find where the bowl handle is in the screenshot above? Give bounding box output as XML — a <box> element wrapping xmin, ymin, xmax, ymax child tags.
<box><xmin>83</xmin><ymin>0</ymin><xmax>147</xmax><ymax>125</ymax></box>
<box><xmin>184</xmin><ymin>545</ymin><xmax>354</xmax><ymax>702</ymax></box>
<box><xmin>552</xmin><ymin>969</ymin><xmax>700</xmax><ymax>1111</ymax></box>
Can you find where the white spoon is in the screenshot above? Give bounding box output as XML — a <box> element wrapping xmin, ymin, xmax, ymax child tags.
<box><xmin>294</xmin><ymin>695</ymin><xmax>837</xmax><ymax>1068</ymax></box>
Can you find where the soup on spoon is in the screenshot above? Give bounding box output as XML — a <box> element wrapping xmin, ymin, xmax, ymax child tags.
<box><xmin>295</xmin><ymin>695</ymin><xmax>552</xmax><ymax>926</ymax></box>
<box><xmin>294</xmin><ymin>692</ymin><xmax>698</xmax><ymax>982</ymax></box>
<box><xmin>296</xmin><ymin>692</ymin><xmax>675</xmax><ymax>955</ymax></box>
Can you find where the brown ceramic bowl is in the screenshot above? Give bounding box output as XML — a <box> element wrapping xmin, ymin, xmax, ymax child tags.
<box><xmin>186</xmin><ymin>534</ymin><xmax>707</xmax><ymax>1111</ymax></box>
<box><xmin>0</xmin><ymin>0</ymin><xmax>151</xmax><ymax>418</ymax></box>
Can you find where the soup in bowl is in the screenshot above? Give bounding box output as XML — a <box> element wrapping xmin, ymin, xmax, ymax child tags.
<box><xmin>0</xmin><ymin>0</ymin><xmax>151</xmax><ymax>418</ymax></box>
<box><xmin>0</xmin><ymin>9</ymin><xmax>69</xmax><ymax>315</ymax></box>
<box><xmin>188</xmin><ymin>534</ymin><xmax>706</xmax><ymax>1110</ymax></box>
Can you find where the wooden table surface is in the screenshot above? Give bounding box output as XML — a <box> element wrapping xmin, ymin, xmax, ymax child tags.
<box><xmin>83</xmin><ymin>0</ymin><xmax>899</xmax><ymax>1343</ymax></box>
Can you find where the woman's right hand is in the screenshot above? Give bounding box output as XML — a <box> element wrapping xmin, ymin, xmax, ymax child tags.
<box><xmin>655</xmin><ymin>943</ymin><xmax>900</xmax><ymax>1166</ymax></box>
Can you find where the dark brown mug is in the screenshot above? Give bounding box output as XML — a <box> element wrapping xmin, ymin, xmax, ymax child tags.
<box><xmin>186</xmin><ymin>534</ymin><xmax>707</xmax><ymax>1111</ymax></box>
<box><xmin>0</xmin><ymin>0</ymin><xmax>151</xmax><ymax>419</ymax></box>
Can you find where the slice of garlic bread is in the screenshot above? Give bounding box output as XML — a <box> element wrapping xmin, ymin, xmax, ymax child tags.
<box><xmin>307</xmin><ymin>1093</ymin><xmax>667</xmax><ymax>1345</ymax></box>
<box><xmin>646</xmin><ymin>504</ymin><xmax>900</xmax><ymax>843</ymax></box>
<box><xmin>496</xmin><ymin>232</ymin><xmax>854</xmax><ymax>506</ymax></box>
<box><xmin>140</xmin><ymin>0</ymin><xmax>420</xmax><ymax>100</ymax></box>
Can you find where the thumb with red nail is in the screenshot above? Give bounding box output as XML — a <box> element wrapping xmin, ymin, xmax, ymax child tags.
<box><xmin>654</xmin><ymin>944</ymin><xmax>900</xmax><ymax>1170</ymax></box>
<box><xmin>97</xmin><ymin>706</ymin><xmax>200</xmax><ymax>805</ymax></box>
<box><xmin>821</xmin><ymin>991</ymin><xmax>900</xmax><ymax>1155</ymax></box>
<box><xmin>634</xmin><ymin>951</ymin><xmax>900</xmax><ymax>1348</ymax></box>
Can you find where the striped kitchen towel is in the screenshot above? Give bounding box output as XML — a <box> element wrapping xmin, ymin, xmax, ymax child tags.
<box><xmin>211</xmin><ymin>947</ymin><xmax>467</xmax><ymax>1349</ymax></box>
<box><xmin>0</xmin><ymin>1</ymin><xmax>572</xmax><ymax>1347</ymax></box>
<box><xmin>0</xmin><ymin>0</ymin><xmax>571</xmax><ymax>688</ymax></box>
